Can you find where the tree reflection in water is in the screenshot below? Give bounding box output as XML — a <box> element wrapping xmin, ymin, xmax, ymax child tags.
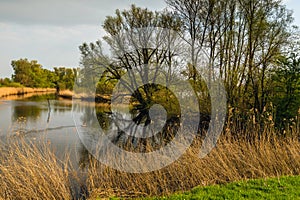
<box><xmin>78</xmin><ymin>85</ymin><xmax>182</xmax><ymax>154</ymax></box>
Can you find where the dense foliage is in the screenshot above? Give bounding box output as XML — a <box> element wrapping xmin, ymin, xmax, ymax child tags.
<box><xmin>271</xmin><ymin>54</ymin><xmax>300</xmax><ymax>129</ymax></box>
<box><xmin>6</xmin><ymin>58</ymin><xmax>77</xmax><ymax>90</ymax></box>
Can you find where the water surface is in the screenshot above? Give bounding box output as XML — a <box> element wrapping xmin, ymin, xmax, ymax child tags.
<box><xmin>0</xmin><ymin>94</ymin><xmax>86</xmax><ymax>168</ymax></box>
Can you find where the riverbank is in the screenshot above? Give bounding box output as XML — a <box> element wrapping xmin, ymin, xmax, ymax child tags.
<box><xmin>0</xmin><ymin>130</ymin><xmax>299</xmax><ymax>199</ymax></box>
<box><xmin>58</xmin><ymin>89</ymin><xmax>111</xmax><ymax>103</ymax></box>
<box><xmin>86</xmin><ymin>134</ymin><xmax>300</xmax><ymax>199</ymax></box>
<box><xmin>0</xmin><ymin>87</ymin><xmax>56</xmax><ymax>98</ymax></box>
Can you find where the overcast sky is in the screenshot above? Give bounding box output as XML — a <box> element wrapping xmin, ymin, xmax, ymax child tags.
<box><xmin>0</xmin><ymin>0</ymin><xmax>299</xmax><ymax>78</ymax></box>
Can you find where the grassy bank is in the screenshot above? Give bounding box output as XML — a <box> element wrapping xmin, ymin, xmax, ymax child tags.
<box><xmin>0</xmin><ymin>126</ymin><xmax>299</xmax><ymax>199</ymax></box>
<box><xmin>0</xmin><ymin>87</ymin><xmax>56</xmax><ymax>98</ymax></box>
<box><xmin>145</xmin><ymin>176</ymin><xmax>300</xmax><ymax>200</ymax></box>
<box><xmin>86</xmin><ymin>135</ymin><xmax>300</xmax><ymax>199</ymax></box>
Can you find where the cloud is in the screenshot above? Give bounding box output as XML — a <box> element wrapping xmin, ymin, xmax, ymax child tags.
<box><xmin>0</xmin><ymin>23</ymin><xmax>102</xmax><ymax>62</ymax></box>
<box><xmin>282</xmin><ymin>0</ymin><xmax>291</xmax><ymax>4</ymax></box>
<box><xmin>0</xmin><ymin>0</ymin><xmax>167</xmax><ymax>78</ymax></box>
<box><xmin>0</xmin><ymin>23</ymin><xmax>103</xmax><ymax>78</ymax></box>
<box><xmin>0</xmin><ymin>0</ymin><xmax>166</xmax><ymax>26</ymax></box>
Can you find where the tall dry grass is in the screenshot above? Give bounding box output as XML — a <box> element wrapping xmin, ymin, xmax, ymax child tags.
<box><xmin>0</xmin><ymin>138</ymin><xmax>73</xmax><ymax>200</ymax></box>
<box><xmin>86</xmin><ymin>125</ymin><xmax>300</xmax><ymax>199</ymax></box>
<box><xmin>0</xmin><ymin>113</ymin><xmax>298</xmax><ymax>199</ymax></box>
<box><xmin>58</xmin><ymin>90</ymin><xmax>74</xmax><ymax>99</ymax></box>
<box><xmin>0</xmin><ymin>87</ymin><xmax>56</xmax><ymax>98</ymax></box>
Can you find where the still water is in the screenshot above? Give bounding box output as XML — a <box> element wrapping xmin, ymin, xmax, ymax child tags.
<box><xmin>0</xmin><ymin>92</ymin><xmax>200</xmax><ymax>197</ymax></box>
<box><xmin>0</xmin><ymin>92</ymin><xmax>200</xmax><ymax>170</ymax></box>
<box><xmin>0</xmin><ymin>94</ymin><xmax>91</xmax><ymax>170</ymax></box>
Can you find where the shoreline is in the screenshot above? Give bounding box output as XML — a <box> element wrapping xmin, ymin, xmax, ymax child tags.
<box><xmin>0</xmin><ymin>87</ymin><xmax>124</xmax><ymax>106</ymax></box>
<box><xmin>0</xmin><ymin>87</ymin><xmax>56</xmax><ymax>99</ymax></box>
<box><xmin>0</xmin><ymin>87</ymin><xmax>113</xmax><ymax>105</ymax></box>
<box><xmin>58</xmin><ymin>89</ymin><xmax>111</xmax><ymax>103</ymax></box>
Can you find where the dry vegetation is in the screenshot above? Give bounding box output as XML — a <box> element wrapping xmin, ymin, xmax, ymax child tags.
<box><xmin>58</xmin><ymin>89</ymin><xmax>74</xmax><ymax>99</ymax></box>
<box><xmin>0</xmin><ymin>87</ymin><xmax>56</xmax><ymax>98</ymax></box>
<box><xmin>0</xmin><ymin>139</ymin><xmax>72</xmax><ymax>200</ymax></box>
<box><xmin>0</xmin><ymin>120</ymin><xmax>299</xmax><ymax>199</ymax></box>
<box><xmin>57</xmin><ymin>89</ymin><xmax>95</xmax><ymax>99</ymax></box>
<box><xmin>86</xmin><ymin>134</ymin><xmax>300</xmax><ymax>199</ymax></box>
<box><xmin>85</xmin><ymin>108</ymin><xmax>300</xmax><ymax>199</ymax></box>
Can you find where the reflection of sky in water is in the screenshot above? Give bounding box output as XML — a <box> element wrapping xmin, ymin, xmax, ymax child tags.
<box><xmin>0</xmin><ymin>95</ymin><xmax>196</xmax><ymax>170</ymax></box>
<box><xmin>0</xmin><ymin>99</ymin><xmax>74</xmax><ymax>135</ymax></box>
<box><xmin>0</xmin><ymin>97</ymin><xmax>83</xmax><ymax>169</ymax></box>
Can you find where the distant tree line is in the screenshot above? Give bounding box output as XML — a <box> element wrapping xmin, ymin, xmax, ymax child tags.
<box><xmin>0</xmin><ymin>58</ymin><xmax>77</xmax><ymax>91</ymax></box>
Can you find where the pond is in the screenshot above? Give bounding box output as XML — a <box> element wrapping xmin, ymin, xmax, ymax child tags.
<box><xmin>0</xmin><ymin>92</ymin><xmax>201</xmax><ymax>166</ymax></box>
<box><xmin>0</xmin><ymin>94</ymin><xmax>86</xmax><ymax>168</ymax></box>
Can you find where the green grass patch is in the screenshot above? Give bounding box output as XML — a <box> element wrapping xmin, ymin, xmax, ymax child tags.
<box><xmin>98</xmin><ymin>176</ymin><xmax>300</xmax><ymax>199</ymax></box>
<box><xmin>147</xmin><ymin>176</ymin><xmax>300</xmax><ymax>200</ymax></box>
